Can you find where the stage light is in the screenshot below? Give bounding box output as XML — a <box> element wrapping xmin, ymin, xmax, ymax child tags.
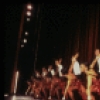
<box><xmin>26</xmin><ymin>11</ymin><xmax>31</xmax><ymax>16</ymax></box>
<box><xmin>25</xmin><ymin>32</ymin><xmax>28</xmax><ymax>35</ymax></box>
<box><xmin>27</xmin><ymin>4</ymin><xmax>32</xmax><ymax>10</ymax></box>
<box><xmin>24</xmin><ymin>39</ymin><xmax>27</xmax><ymax>43</ymax></box>
<box><xmin>26</xmin><ymin>18</ymin><xmax>30</xmax><ymax>21</ymax></box>
<box><xmin>4</xmin><ymin>94</ymin><xmax>8</xmax><ymax>97</ymax></box>
<box><xmin>21</xmin><ymin>44</ymin><xmax>24</xmax><ymax>48</ymax></box>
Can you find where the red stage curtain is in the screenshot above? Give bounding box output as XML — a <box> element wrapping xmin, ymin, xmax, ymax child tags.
<box><xmin>64</xmin><ymin>4</ymin><xmax>100</xmax><ymax>68</ymax></box>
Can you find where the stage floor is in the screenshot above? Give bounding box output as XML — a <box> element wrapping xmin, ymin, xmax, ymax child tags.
<box><xmin>4</xmin><ymin>96</ymin><xmax>43</xmax><ymax>100</ymax></box>
<box><xmin>4</xmin><ymin>95</ymin><xmax>100</xmax><ymax>100</ymax></box>
<box><xmin>4</xmin><ymin>96</ymin><xmax>62</xmax><ymax>100</ymax></box>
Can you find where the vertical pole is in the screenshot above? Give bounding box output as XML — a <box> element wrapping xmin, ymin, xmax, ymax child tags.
<box><xmin>33</xmin><ymin>4</ymin><xmax>43</xmax><ymax>72</ymax></box>
<box><xmin>14</xmin><ymin>71</ymin><xmax>19</xmax><ymax>94</ymax></box>
<box><xmin>10</xmin><ymin>5</ymin><xmax>25</xmax><ymax>94</ymax></box>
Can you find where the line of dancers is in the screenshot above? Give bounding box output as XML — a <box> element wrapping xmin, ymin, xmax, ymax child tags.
<box><xmin>25</xmin><ymin>49</ymin><xmax>100</xmax><ymax>100</ymax></box>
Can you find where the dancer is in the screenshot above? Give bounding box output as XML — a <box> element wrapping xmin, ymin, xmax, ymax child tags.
<box><xmin>79</xmin><ymin>63</ymin><xmax>96</xmax><ymax>100</ymax></box>
<box><xmin>55</xmin><ymin>59</ymin><xmax>63</xmax><ymax>77</ymax></box>
<box><xmin>25</xmin><ymin>76</ymin><xmax>34</xmax><ymax>95</ymax></box>
<box><xmin>86</xmin><ymin>58</ymin><xmax>97</xmax><ymax>100</ymax></box>
<box><xmin>62</xmin><ymin>69</ymin><xmax>76</xmax><ymax>100</ymax></box>
<box><xmin>62</xmin><ymin>52</ymin><xmax>81</xmax><ymax>100</ymax></box>
<box><xmin>41</xmin><ymin>67</ymin><xmax>51</xmax><ymax>100</ymax></box>
<box><xmin>48</xmin><ymin>67</ymin><xmax>56</xmax><ymax>99</ymax></box>
<box><xmin>32</xmin><ymin>71</ymin><xmax>42</xmax><ymax>98</ymax></box>
<box><xmin>91</xmin><ymin>49</ymin><xmax>100</xmax><ymax>78</ymax></box>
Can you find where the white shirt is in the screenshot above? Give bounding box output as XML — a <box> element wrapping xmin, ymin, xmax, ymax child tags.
<box><xmin>58</xmin><ymin>64</ymin><xmax>63</xmax><ymax>76</ymax></box>
<box><xmin>73</xmin><ymin>61</ymin><xmax>81</xmax><ymax>75</ymax></box>
<box><xmin>51</xmin><ymin>69</ymin><xmax>55</xmax><ymax>76</ymax></box>
<box><xmin>42</xmin><ymin>71</ymin><xmax>47</xmax><ymax>77</ymax></box>
<box><xmin>96</xmin><ymin>56</ymin><xmax>100</xmax><ymax>73</ymax></box>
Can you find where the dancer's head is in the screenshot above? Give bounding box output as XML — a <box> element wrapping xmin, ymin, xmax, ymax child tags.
<box><xmin>55</xmin><ymin>59</ymin><xmax>59</xmax><ymax>65</ymax></box>
<box><xmin>71</xmin><ymin>56</ymin><xmax>76</xmax><ymax>62</ymax></box>
<box><xmin>95</xmin><ymin>48</ymin><xmax>100</xmax><ymax>56</ymax></box>
<box><xmin>58</xmin><ymin>58</ymin><xmax>62</xmax><ymax>64</ymax></box>
<box><xmin>74</xmin><ymin>52</ymin><xmax>79</xmax><ymax>59</ymax></box>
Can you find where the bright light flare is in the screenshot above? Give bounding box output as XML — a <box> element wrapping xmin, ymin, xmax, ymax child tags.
<box><xmin>4</xmin><ymin>94</ymin><xmax>8</xmax><ymax>97</ymax></box>
<box><xmin>25</xmin><ymin>32</ymin><xmax>28</xmax><ymax>35</ymax></box>
<box><xmin>21</xmin><ymin>44</ymin><xmax>24</xmax><ymax>48</ymax></box>
<box><xmin>23</xmin><ymin>39</ymin><xmax>27</xmax><ymax>43</ymax></box>
<box><xmin>26</xmin><ymin>18</ymin><xmax>30</xmax><ymax>21</ymax></box>
<box><xmin>14</xmin><ymin>71</ymin><xmax>19</xmax><ymax>94</ymax></box>
<box><xmin>27</xmin><ymin>4</ymin><xmax>32</xmax><ymax>10</ymax></box>
<box><xmin>26</xmin><ymin>11</ymin><xmax>31</xmax><ymax>16</ymax></box>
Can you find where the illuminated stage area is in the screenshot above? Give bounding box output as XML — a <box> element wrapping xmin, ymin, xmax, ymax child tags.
<box><xmin>4</xmin><ymin>96</ymin><xmax>83</xmax><ymax>100</ymax></box>
<box><xmin>4</xmin><ymin>95</ymin><xmax>69</xmax><ymax>100</ymax></box>
<box><xmin>4</xmin><ymin>96</ymin><xmax>40</xmax><ymax>100</ymax></box>
<box><xmin>4</xmin><ymin>94</ymin><xmax>100</xmax><ymax>100</ymax></box>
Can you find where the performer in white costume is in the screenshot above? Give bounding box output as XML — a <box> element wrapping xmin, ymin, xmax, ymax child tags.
<box><xmin>62</xmin><ymin>52</ymin><xmax>81</xmax><ymax>100</ymax></box>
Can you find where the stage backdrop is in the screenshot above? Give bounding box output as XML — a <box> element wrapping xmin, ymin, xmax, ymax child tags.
<box><xmin>63</xmin><ymin>4</ymin><xmax>100</xmax><ymax>68</ymax></box>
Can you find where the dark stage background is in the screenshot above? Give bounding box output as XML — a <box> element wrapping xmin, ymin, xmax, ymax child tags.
<box><xmin>4</xmin><ymin>4</ymin><xmax>100</xmax><ymax>94</ymax></box>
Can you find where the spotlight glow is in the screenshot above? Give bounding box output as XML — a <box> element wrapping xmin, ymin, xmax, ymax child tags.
<box><xmin>21</xmin><ymin>44</ymin><xmax>24</xmax><ymax>48</ymax></box>
<box><xmin>25</xmin><ymin>32</ymin><xmax>28</xmax><ymax>35</ymax></box>
<box><xmin>26</xmin><ymin>18</ymin><xmax>30</xmax><ymax>21</ymax></box>
<box><xmin>26</xmin><ymin>11</ymin><xmax>31</xmax><ymax>16</ymax></box>
<box><xmin>27</xmin><ymin>4</ymin><xmax>32</xmax><ymax>10</ymax></box>
<box><xmin>4</xmin><ymin>94</ymin><xmax>8</xmax><ymax>97</ymax></box>
<box><xmin>14</xmin><ymin>71</ymin><xmax>19</xmax><ymax>94</ymax></box>
<box><xmin>24</xmin><ymin>39</ymin><xmax>27</xmax><ymax>43</ymax></box>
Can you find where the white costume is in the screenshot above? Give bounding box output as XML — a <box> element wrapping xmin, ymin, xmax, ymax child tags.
<box><xmin>57</xmin><ymin>64</ymin><xmax>63</xmax><ymax>77</ymax></box>
<box><xmin>96</xmin><ymin>56</ymin><xmax>100</xmax><ymax>73</ymax></box>
<box><xmin>51</xmin><ymin>69</ymin><xmax>55</xmax><ymax>76</ymax></box>
<box><xmin>73</xmin><ymin>61</ymin><xmax>81</xmax><ymax>75</ymax></box>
